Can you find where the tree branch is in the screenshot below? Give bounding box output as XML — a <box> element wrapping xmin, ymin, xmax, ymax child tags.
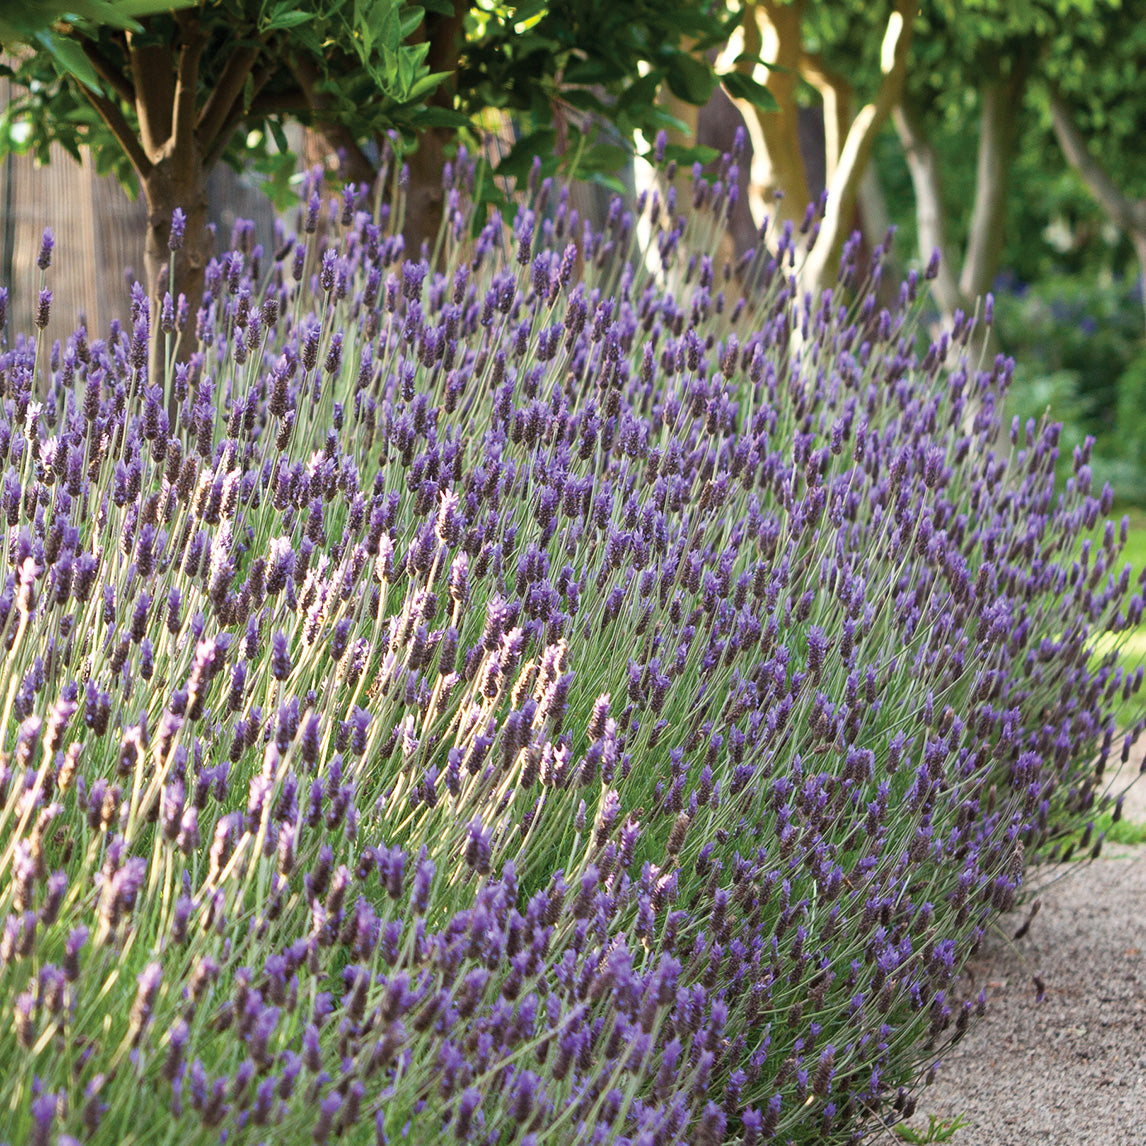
<box><xmin>202</xmin><ymin>65</ymin><xmax>274</xmax><ymax>169</ymax></box>
<box><xmin>126</xmin><ymin>32</ymin><xmax>175</xmax><ymax>160</ymax></box>
<box><xmin>801</xmin><ymin>0</ymin><xmax>917</xmax><ymax>291</ymax></box>
<box><xmin>169</xmin><ymin>13</ymin><xmax>205</xmax><ymax>179</ymax></box>
<box><xmin>893</xmin><ymin>96</ymin><xmax>963</xmax><ymax>319</ymax></box>
<box><xmin>1050</xmin><ymin>91</ymin><xmax>1146</xmax><ymax>237</ymax></box>
<box><xmin>79</xmin><ymin>40</ymin><xmax>136</xmax><ymax>106</ymax></box>
<box><xmin>196</xmin><ymin>43</ymin><xmax>263</xmax><ymax>151</ymax></box>
<box><xmin>799</xmin><ymin>51</ymin><xmax>851</xmax><ymax>183</ymax></box>
<box><xmin>78</xmin><ymin>83</ymin><xmax>153</xmax><ymax>177</ymax></box>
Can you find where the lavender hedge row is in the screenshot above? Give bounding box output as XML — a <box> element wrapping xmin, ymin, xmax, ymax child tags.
<box><xmin>0</xmin><ymin>137</ymin><xmax>1140</xmax><ymax>1145</ymax></box>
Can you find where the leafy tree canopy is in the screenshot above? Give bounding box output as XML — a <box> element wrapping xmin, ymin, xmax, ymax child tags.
<box><xmin>0</xmin><ymin>0</ymin><xmax>770</xmax><ymax>211</ymax></box>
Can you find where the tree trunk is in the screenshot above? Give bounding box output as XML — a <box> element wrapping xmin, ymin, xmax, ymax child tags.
<box><xmin>402</xmin><ymin>125</ymin><xmax>453</xmax><ymax>260</ymax></box>
<box><xmin>892</xmin><ymin>97</ymin><xmax>963</xmax><ymax>323</ymax></box>
<box><xmin>799</xmin><ymin>0</ymin><xmax>916</xmax><ymax>293</ymax></box>
<box><xmin>959</xmin><ymin>65</ymin><xmax>1026</xmax><ymax>303</ymax></box>
<box><xmin>742</xmin><ymin>1</ymin><xmax>811</xmax><ymax>232</ymax></box>
<box><xmin>141</xmin><ymin>157</ymin><xmax>211</xmax><ymax>401</ymax></box>
<box><xmin>401</xmin><ymin>1</ymin><xmax>467</xmax><ymax>258</ymax></box>
<box><xmin>799</xmin><ymin>52</ymin><xmax>851</xmax><ymax>184</ymax></box>
<box><xmin>857</xmin><ymin>165</ymin><xmax>903</xmax><ymax>305</ymax></box>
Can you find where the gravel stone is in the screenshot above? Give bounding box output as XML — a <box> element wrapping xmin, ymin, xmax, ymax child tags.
<box><xmin>903</xmin><ymin>847</ymin><xmax>1146</xmax><ymax>1146</ymax></box>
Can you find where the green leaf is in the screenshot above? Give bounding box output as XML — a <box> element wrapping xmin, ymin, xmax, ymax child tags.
<box><xmin>580</xmin><ymin>168</ymin><xmax>627</xmax><ymax>195</ymax></box>
<box><xmin>100</xmin><ymin>0</ymin><xmax>197</xmax><ymax>19</ymax></box>
<box><xmin>732</xmin><ymin>52</ymin><xmax>790</xmax><ymax>73</ymax></box>
<box><xmin>660</xmin><ymin>142</ymin><xmax>719</xmax><ymax>167</ymax></box>
<box><xmin>495</xmin><ymin>127</ymin><xmax>556</xmax><ymax>179</ymax></box>
<box><xmin>562</xmin><ymin>57</ymin><xmax>628</xmax><ymax>86</ymax></box>
<box><xmin>719</xmin><ymin>70</ymin><xmax>779</xmax><ymax>112</ymax></box>
<box><xmin>397</xmin><ymin>48</ymin><xmax>415</xmax><ymax>95</ymax></box>
<box><xmin>32</xmin><ymin>29</ymin><xmax>100</xmax><ymax>91</ymax></box>
<box><xmin>0</xmin><ymin>0</ymin><xmax>194</xmax><ymax>41</ymax></box>
<box><xmin>404</xmin><ymin>68</ymin><xmax>452</xmax><ymax>104</ymax></box>
<box><xmin>617</xmin><ymin>71</ymin><xmax>661</xmax><ymax>111</ymax></box>
<box><xmin>558</xmin><ymin>88</ymin><xmax>607</xmax><ymax>115</ymax></box>
<box><xmin>665</xmin><ymin>50</ymin><xmax>714</xmax><ymax>106</ymax></box>
<box><xmin>268</xmin><ymin>119</ymin><xmax>291</xmax><ymax>153</ymax></box>
<box><xmin>377</xmin><ymin>1</ymin><xmax>401</xmax><ymax>50</ymax></box>
<box><xmin>578</xmin><ymin>141</ymin><xmax>632</xmax><ymax>174</ymax></box>
<box><xmin>632</xmin><ymin>105</ymin><xmax>696</xmax><ymax>136</ymax></box>
<box><xmin>408</xmin><ymin>105</ymin><xmax>470</xmax><ymax>128</ymax></box>
<box><xmin>399</xmin><ymin>6</ymin><xmax>425</xmax><ymax>39</ymax></box>
<box><xmin>263</xmin><ymin>8</ymin><xmax>315</xmax><ymax>31</ymax></box>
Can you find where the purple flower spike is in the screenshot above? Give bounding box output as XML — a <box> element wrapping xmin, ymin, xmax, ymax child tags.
<box><xmin>37</xmin><ymin>228</ymin><xmax>54</xmax><ymax>271</ymax></box>
<box><xmin>271</xmin><ymin>630</ymin><xmax>293</xmax><ymax>681</ymax></box>
<box><xmin>168</xmin><ymin>207</ymin><xmax>187</xmax><ymax>251</ymax></box>
<box><xmin>453</xmin><ymin>1087</ymin><xmax>481</xmax><ymax>1140</ymax></box>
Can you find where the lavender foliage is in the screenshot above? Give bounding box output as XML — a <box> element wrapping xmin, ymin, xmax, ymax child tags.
<box><xmin>0</xmin><ymin>143</ymin><xmax>1140</xmax><ymax>1144</ymax></box>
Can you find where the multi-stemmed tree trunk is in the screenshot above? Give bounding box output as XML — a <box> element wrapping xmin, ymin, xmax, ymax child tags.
<box><xmin>74</xmin><ymin>2</ymin><xmax>471</xmax><ymax>392</ymax></box>
<box><xmin>745</xmin><ymin>0</ymin><xmax>811</xmax><ymax>235</ymax></box>
<box><xmin>797</xmin><ymin>0</ymin><xmax>915</xmax><ymax>291</ymax></box>
<box><xmin>718</xmin><ymin>0</ymin><xmax>917</xmax><ymax>293</ymax></box>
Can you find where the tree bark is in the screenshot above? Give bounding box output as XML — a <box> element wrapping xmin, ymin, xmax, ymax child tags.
<box><xmin>800</xmin><ymin>0</ymin><xmax>916</xmax><ymax>293</ymax></box>
<box><xmin>892</xmin><ymin>97</ymin><xmax>963</xmax><ymax>322</ymax></box>
<box><xmin>799</xmin><ymin>52</ymin><xmax>851</xmax><ymax>184</ymax></box>
<box><xmin>959</xmin><ymin>64</ymin><xmax>1026</xmax><ymax>302</ymax></box>
<box><xmin>74</xmin><ymin>53</ymin><xmax>202</xmax><ymax>392</ymax></box>
<box><xmin>402</xmin><ymin>2</ymin><xmax>467</xmax><ymax>258</ymax></box>
<box><xmin>1050</xmin><ymin>92</ymin><xmax>1146</xmax><ymax>236</ymax></box>
<box><xmin>127</xmin><ymin>36</ymin><xmax>174</xmax><ymax>156</ymax></box>
<box><xmin>742</xmin><ymin>1</ymin><xmax>811</xmax><ymax>232</ymax></box>
<box><xmin>141</xmin><ymin>158</ymin><xmax>211</xmax><ymax>337</ymax></box>
<box><xmin>69</xmin><ymin>14</ymin><xmax>285</xmax><ymax>407</ymax></box>
<box><xmin>401</xmin><ymin>125</ymin><xmax>453</xmax><ymax>259</ymax></box>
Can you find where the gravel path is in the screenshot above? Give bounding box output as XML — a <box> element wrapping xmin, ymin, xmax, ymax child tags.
<box><xmin>894</xmin><ymin>762</ymin><xmax>1146</xmax><ymax>1146</ymax></box>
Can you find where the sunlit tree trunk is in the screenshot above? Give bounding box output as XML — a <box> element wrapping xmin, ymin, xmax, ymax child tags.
<box><xmin>741</xmin><ymin>1</ymin><xmax>811</xmax><ymax>233</ymax></box>
<box><xmin>799</xmin><ymin>0</ymin><xmax>916</xmax><ymax>292</ymax></box>
<box><xmin>892</xmin><ymin>97</ymin><xmax>964</xmax><ymax>323</ymax></box>
<box><xmin>725</xmin><ymin>0</ymin><xmax>916</xmax><ymax>293</ymax></box>
<box><xmin>894</xmin><ymin>60</ymin><xmax>1025</xmax><ymax>357</ymax></box>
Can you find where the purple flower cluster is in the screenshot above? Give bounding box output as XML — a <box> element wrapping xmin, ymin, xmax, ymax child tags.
<box><xmin>0</xmin><ymin>141</ymin><xmax>1138</xmax><ymax>1143</ymax></box>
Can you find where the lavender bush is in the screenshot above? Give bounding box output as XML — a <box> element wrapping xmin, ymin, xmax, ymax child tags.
<box><xmin>0</xmin><ymin>136</ymin><xmax>1141</xmax><ymax>1145</ymax></box>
